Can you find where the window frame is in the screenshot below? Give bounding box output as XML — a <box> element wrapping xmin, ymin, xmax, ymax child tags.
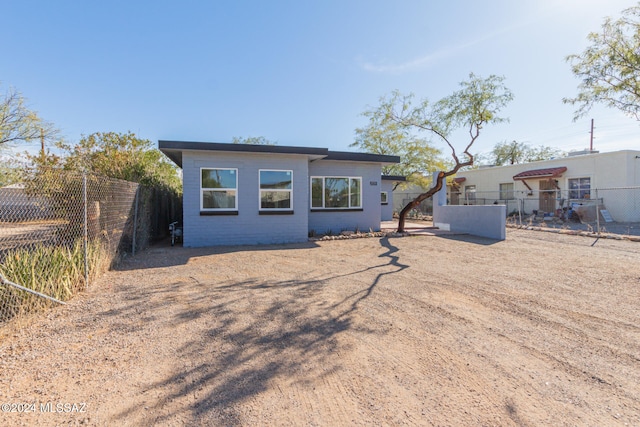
<box><xmin>200</xmin><ymin>167</ymin><xmax>238</xmax><ymax>213</ymax></box>
<box><xmin>499</xmin><ymin>182</ymin><xmax>515</xmax><ymax>200</ymax></box>
<box><xmin>258</xmin><ymin>169</ymin><xmax>294</xmax><ymax>212</ymax></box>
<box><xmin>381</xmin><ymin>191</ymin><xmax>389</xmax><ymax>205</ymax></box>
<box><xmin>310</xmin><ymin>176</ymin><xmax>363</xmax><ymax>210</ymax></box>
<box><xmin>568</xmin><ymin>177</ymin><xmax>591</xmax><ymax>199</ymax></box>
<box><xmin>464</xmin><ymin>185</ymin><xmax>476</xmax><ymax>200</ymax></box>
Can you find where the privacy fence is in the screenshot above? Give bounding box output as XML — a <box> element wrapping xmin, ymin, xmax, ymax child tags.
<box><xmin>0</xmin><ymin>171</ymin><xmax>181</xmax><ymax>326</ymax></box>
<box><xmin>395</xmin><ymin>186</ymin><xmax>640</xmax><ymax>238</ymax></box>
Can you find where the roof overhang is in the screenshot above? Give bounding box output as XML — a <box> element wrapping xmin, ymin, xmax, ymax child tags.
<box><xmin>513</xmin><ymin>166</ymin><xmax>567</xmax><ymax>190</ymax></box>
<box><xmin>159</xmin><ymin>140</ymin><xmax>329</xmax><ymax>168</ymax></box>
<box><xmin>381</xmin><ymin>175</ymin><xmax>407</xmax><ymax>182</ymax></box>
<box><xmin>158</xmin><ymin>140</ymin><xmax>400</xmax><ymax>168</ymax></box>
<box><xmin>323</xmin><ymin>151</ymin><xmax>400</xmax><ymax>165</ymax></box>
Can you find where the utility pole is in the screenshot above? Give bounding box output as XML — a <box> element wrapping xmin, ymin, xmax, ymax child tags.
<box><xmin>40</xmin><ymin>128</ymin><xmax>45</xmax><ymax>161</ymax></box>
<box><xmin>589</xmin><ymin>118</ymin><xmax>594</xmax><ymax>152</ymax></box>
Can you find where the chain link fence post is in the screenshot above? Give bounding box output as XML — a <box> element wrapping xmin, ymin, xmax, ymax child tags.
<box><xmin>1</xmin><ymin>171</ymin><xmax>150</xmax><ymax>326</ymax></box>
<box><xmin>132</xmin><ymin>187</ymin><xmax>139</xmax><ymax>256</ymax></box>
<box><xmin>83</xmin><ymin>173</ymin><xmax>89</xmax><ymax>290</ymax></box>
<box><xmin>595</xmin><ymin>188</ymin><xmax>600</xmax><ymax>236</ymax></box>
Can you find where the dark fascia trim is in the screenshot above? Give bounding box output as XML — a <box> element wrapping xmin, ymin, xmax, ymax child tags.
<box><xmin>159</xmin><ymin>140</ymin><xmax>329</xmax><ymax>168</ymax></box>
<box><xmin>259</xmin><ymin>210</ymin><xmax>295</xmax><ymax>215</ymax></box>
<box><xmin>200</xmin><ymin>210</ymin><xmax>239</xmax><ymax>216</ymax></box>
<box><xmin>381</xmin><ymin>175</ymin><xmax>407</xmax><ymax>182</ymax></box>
<box><xmin>310</xmin><ymin>208</ymin><xmax>364</xmax><ymax>212</ymax></box>
<box><xmin>160</xmin><ymin>140</ymin><xmax>327</xmax><ymax>159</ymax></box>
<box><xmin>158</xmin><ymin>141</ymin><xmax>401</xmax><ymax>168</ymax></box>
<box><xmin>324</xmin><ymin>150</ymin><xmax>400</xmax><ymax>164</ymax></box>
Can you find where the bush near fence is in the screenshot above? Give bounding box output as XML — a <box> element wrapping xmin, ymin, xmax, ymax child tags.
<box><xmin>0</xmin><ymin>170</ymin><xmax>181</xmax><ymax>325</ymax></box>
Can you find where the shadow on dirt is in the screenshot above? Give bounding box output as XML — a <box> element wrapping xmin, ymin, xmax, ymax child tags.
<box><xmin>107</xmin><ymin>237</ymin><xmax>408</xmax><ymax>425</ymax></box>
<box><xmin>116</xmin><ymin>240</ymin><xmax>322</xmax><ymax>270</ymax></box>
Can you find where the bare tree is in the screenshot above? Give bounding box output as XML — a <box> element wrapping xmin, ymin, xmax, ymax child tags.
<box><xmin>0</xmin><ymin>84</ymin><xmax>57</xmax><ymax>147</ymax></box>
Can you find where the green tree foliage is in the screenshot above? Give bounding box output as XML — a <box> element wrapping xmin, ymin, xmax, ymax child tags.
<box><xmin>371</xmin><ymin>73</ymin><xmax>513</xmax><ymax>231</ymax></box>
<box><xmin>30</xmin><ymin>132</ymin><xmax>181</xmax><ymax>193</ymax></box>
<box><xmin>231</xmin><ymin>136</ymin><xmax>277</xmax><ymax>145</ymax></box>
<box><xmin>352</xmin><ymin>91</ymin><xmax>451</xmax><ymax>189</ymax></box>
<box><xmin>564</xmin><ymin>4</ymin><xmax>640</xmax><ymax>120</ymax></box>
<box><xmin>0</xmin><ymin>163</ymin><xmax>22</xmax><ymax>187</ymax></box>
<box><xmin>0</xmin><ymin>84</ymin><xmax>57</xmax><ymax>147</ymax></box>
<box><xmin>489</xmin><ymin>140</ymin><xmax>564</xmax><ymax>165</ymax></box>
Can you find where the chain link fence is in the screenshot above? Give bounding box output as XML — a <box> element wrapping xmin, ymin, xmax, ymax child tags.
<box><xmin>449</xmin><ymin>186</ymin><xmax>640</xmax><ymax>237</ymax></box>
<box><xmin>393</xmin><ymin>186</ymin><xmax>640</xmax><ymax>238</ymax></box>
<box><xmin>0</xmin><ymin>170</ymin><xmax>180</xmax><ymax>325</ymax></box>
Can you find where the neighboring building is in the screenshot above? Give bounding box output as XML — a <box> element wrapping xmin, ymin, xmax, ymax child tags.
<box><xmin>453</xmin><ymin>150</ymin><xmax>640</xmax><ymax>222</ymax></box>
<box><xmin>159</xmin><ymin>141</ymin><xmax>400</xmax><ymax>246</ymax></box>
<box><xmin>381</xmin><ymin>175</ymin><xmax>406</xmax><ymax>221</ymax></box>
<box><xmin>0</xmin><ymin>184</ymin><xmax>54</xmax><ymax>221</ymax></box>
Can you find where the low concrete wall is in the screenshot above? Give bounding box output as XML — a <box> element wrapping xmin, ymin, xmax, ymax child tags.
<box><xmin>432</xmin><ymin>172</ymin><xmax>506</xmax><ymax>240</ymax></box>
<box><xmin>434</xmin><ymin>205</ymin><xmax>506</xmax><ymax>240</ymax></box>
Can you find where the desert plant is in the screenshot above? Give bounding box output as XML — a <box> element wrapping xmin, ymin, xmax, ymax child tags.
<box><xmin>0</xmin><ymin>238</ymin><xmax>110</xmax><ymax>321</ymax></box>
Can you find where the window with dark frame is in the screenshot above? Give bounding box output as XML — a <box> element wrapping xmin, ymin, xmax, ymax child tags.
<box><xmin>201</xmin><ymin>168</ymin><xmax>237</xmax><ymax>211</ymax></box>
<box><xmin>259</xmin><ymin>170</ymin><xmax>293</xmax><ymax>210</ymax></box>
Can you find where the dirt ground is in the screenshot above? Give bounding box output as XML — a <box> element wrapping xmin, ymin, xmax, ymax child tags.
<box><xmin>1</xmin><ymin>228</ymin><xmax>639</xmax><ymax>426</ymax></box>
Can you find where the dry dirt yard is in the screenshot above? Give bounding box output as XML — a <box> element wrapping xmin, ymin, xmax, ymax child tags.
<box><xmin>1</xmin><ymin>229</ymin><xmax>639</xmax><ymax>426</ymax></box>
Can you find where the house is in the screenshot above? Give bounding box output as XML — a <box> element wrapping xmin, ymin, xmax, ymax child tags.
<box><xmin>380</xmin><ymin>175</ymin><xmax>406</xmax><ymax>221</ymax></box>
<box><xmin>453</xmin><ymin>150</ymin><xmax>640</xmax><ymax>222</ymax></box>
<box><xmin>0</xmin><ymin>184</ymin><xmax>54</xmax><ymax>221</ymax></box>
<box><xmin>159</xmin><ymin>141</ymin><xmax>400</xmax><ymax>246</ymax></box>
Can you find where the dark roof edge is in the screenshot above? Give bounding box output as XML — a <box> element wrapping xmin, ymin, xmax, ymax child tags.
<box><xmin>324</xmin><ymin>150</ymin><xmax>400</xmax><ymax>164</ymax></box>
<box><xmin>159</xmin><ymin>140</ymin><xmax>329</xmax><ymax>156</ymax></box>
<box><xmin>381</xmin><ymin>175</ymin><xmax>407</xmax><ymax>181</ymax></box>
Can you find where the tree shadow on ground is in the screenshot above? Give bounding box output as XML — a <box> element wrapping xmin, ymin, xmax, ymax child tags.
<box><xmin>108</xmin><ymin>237</ymin><xmax>409</xmax><ymax>425</ymax></box>
<box><xmin>435</xmin><ymin>233</ymin><xmax>503</xmax><ymax>246</ymax></box>
<box><xmin>114</xmin><ymin>241</ymin><xmax>321</xmax><ymax>270</ymax></box>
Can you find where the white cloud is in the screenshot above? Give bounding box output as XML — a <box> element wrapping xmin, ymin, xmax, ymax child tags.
<box><xmin>357</xmin><ymin>18</ymin><xmax>535</xmax><ymax>74</ymax></box>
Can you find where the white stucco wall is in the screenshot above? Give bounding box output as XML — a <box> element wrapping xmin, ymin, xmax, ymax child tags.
<box><xmin>456</xmin><ymin>150</ymin><xmax>640</xmax><ymax>222</ymax></box>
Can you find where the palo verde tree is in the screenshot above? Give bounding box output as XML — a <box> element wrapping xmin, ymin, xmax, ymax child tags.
<box><xmin>374</xmin><ymin>73</ymin><xmax>513</xmax><ymax>232</ymax></box>
<box><xmin>564</xmin><ymin>4</ymin><xmax>640</xmax><ymax>120</ymax></box>
<box><xmin>0</xmin><ymin>83</ymin><xmax>57</xmax><ymax>147</ymax></box>
<box><xmin>352</xmin><ymin>91</ymin><xmax>451</xmax><ymax>189</ymax></box>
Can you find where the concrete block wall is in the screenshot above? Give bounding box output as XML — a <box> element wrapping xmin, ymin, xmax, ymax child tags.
<box><xmin>308</xmin><ymin>160</ymin><xmax>382</xmax><ymax>234</ymax></box>
<box><xmin>182</xmin><ymin>151</ymin><xmax>310</xmax><ymax>247</ymax></box>
<box><xmin>381</xmin><ymin>180</ymin><xmax>394</xmax><ymax>221</ymax></box>
<box><xmin>432</xmin><ymin>172</ymin><xmax>506</xmax><ymax>240</ymax></box>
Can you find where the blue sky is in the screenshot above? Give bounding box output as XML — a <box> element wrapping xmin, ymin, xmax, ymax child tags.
<box><xmin>2</xmin><ymin>0</ymin><xmax>639</xmax><ymax>162</ymax></box>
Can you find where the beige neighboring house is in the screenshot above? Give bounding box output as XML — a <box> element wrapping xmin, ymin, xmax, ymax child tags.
<box><xmin>452</xmin><ymin>150</ymin><xmax>640</xmax><ymax>222</ymax></box>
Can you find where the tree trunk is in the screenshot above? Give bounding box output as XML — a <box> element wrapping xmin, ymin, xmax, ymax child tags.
<box><xmin>397</xmin><ymin>171</ymin><xmax>446</xmax><ymax>232</ymax></box>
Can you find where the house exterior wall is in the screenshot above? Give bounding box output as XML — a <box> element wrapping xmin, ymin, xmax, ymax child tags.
<box><xmin>381</xmin><ymin>180</ymin><xmax>394</xmax><ymax>221</ymax></box>
<box><xmin>182</xmin><ymin>151</ymin><xmax>310</xmax><ymax>247</ymax></box>
<box><xmin>457</xmin><ymin>150</ymin><xmax>640</xmax><ymax>222</ymax></box>
<box><xmin>308</xmin><ymin>160</ymin><xmax>382</xmax><ymax>234</ymax></box>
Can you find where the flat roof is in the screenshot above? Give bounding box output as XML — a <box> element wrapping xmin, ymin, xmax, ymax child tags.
<box><xmin>381</xmin><ymin>175</ymin><xmax>407</xmax><ymax>181</ymax></box>
<box><xmin>159</xmin><ymin>140</ymin><xmax>400</xmax><ymax>167</ymax></box>
<box><xmin>324</xmin><ymin>150</ymin><xmax>400</xmax><ymax>164</ymax></box>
